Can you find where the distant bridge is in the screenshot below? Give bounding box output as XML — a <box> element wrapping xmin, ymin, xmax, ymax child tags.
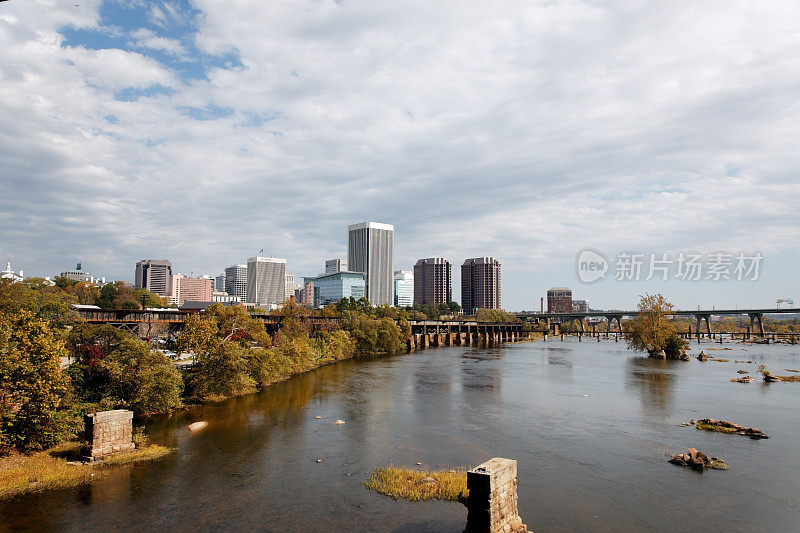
<box><xmin>517</xmin><ymin>308</ymin><xmax>800</xmax><ymax>338</ymax></box>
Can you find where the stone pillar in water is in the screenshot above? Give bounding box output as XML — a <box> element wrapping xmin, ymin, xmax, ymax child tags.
<box><xmin>465</xmin><ymin>458</ymin><xmax>528</xmax><ymax>533</ymax></box>
<box><xmin>83</xmin><ymin>409</ymin><xmax>135</xmax><ymax>461</ymax></box>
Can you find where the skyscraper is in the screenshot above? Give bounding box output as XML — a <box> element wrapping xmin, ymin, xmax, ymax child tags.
<box><xmin>246</xmin><ymin>257</ymin><xmax>286</xmax><ymax>309</ymax></box>
<box><xmin>347</xmin><ymin>222</ymin><xmax>394</xmax><ymax>306</ymax></box>
<box><xmin>214</xmin><ymin>273</ymin><xmax>226</xmax><ymax>292</ymax></box>
<box><xmin>135</xmin><ymin>259</ymin><xmax>173</xmax><ymax>296</ymax></box>
<box><xmin>224</xmin><ymin>264</ymin><xmax>247</xmax><ymax>299</ymax></box>
<box><xmin>461</xmin><ymin>257</ymin><xmax>501</xmax><ymax>313</ymax></box>
<box><xmin>413</xmin><ymin>258</ymin><xmax>452</xmax><ymax>306</ymax></box>
<box><xmin>393</xmin><ymin>270</ymin><xmax>413</xmax><ymax>307</ymax></box>
<box><xmin>325</xmin><ymin>258</ymin><xmax>347</xmax><ymax>274</ymax></box>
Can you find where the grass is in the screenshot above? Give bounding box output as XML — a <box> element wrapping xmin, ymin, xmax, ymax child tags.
<box><xmin>99</xmin><ymin>444</ymin><xmax>173</xmax><ymax>467</ymax></box>
<box><xmin>364</xmin><ymin>466</ymin><xmax>468</xmax><ymax>503</ymax></box>
<box><xmin>695</xmin><ymin>421</ymin><xmax>739</xmax><ymax>434</ymax></box>
<box><xmin>0</xmin><ymin>439</ymin><xmax>175</xmax><ymax>500</ymax></box>
<box><xmin>0</xmin><ymin>442</ymin><xmax>93</xmax><ymax>500</ymax></box>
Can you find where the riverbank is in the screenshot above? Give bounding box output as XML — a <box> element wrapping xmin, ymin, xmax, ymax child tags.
<box><xmin>0</xmin><ymin>439</ymin><xmax>173</xmax><ymax>500</ymax></box>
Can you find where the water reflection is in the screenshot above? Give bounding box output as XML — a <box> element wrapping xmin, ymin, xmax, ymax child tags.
<box><xmin>625</xmin><ymin>357</ymin><xmax>676</xmax><ymax>416</ymax></box>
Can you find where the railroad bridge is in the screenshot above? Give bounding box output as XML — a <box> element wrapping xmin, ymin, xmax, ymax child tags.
<box><xmin>72</xmin><ymin>307</ymin><xmax>525</xmax><ymax>348</ymax></box>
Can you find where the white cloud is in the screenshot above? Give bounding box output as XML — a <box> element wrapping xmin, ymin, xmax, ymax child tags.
<box><xmin>129</xmin><ymin>28</ymin><xmax>187</xmax><ymax>57</ymax></box>
<box><xmin>1</xmin><ymin>0</ymin><xmax>799</xmax><ymax>309</ymax></box>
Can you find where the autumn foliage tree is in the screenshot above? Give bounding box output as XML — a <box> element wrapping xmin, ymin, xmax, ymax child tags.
<box><xmin>627</xmin><ymin>294</ymin><xmax>686</xmax><ymax>358</ymax></box>
<box><xmin>0</xmin><ymin>311</ymin><xmax>70</xmax><ymax>452</ymax></box>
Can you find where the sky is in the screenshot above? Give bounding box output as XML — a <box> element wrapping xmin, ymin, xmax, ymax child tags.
<box><xmin>0</xmin><ymin>0</ymin><xmax>799</xmax><ymax>311</ymax></box>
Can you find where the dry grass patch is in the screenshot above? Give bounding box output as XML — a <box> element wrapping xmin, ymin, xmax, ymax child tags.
<box><xmin>0</xmin><ymin>440</ymin><xmax>175</xmax><ymax>500</ymax></box>
<box><xmin>99</xmin><ymin>444</ymin><xmax>173</xmax><ymax>467</ymax></box>
<box><xmin>364</xmin><ymin>465</ymin><xmax>468</xmax><ymax>503</ymax></box>
<box><xmin>0</xmin><ymin>442</ymin><xmax>93</xmax><ymax>500</ymax></box>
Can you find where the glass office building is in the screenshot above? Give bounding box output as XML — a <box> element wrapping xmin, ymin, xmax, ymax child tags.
<box><xmin>313</xmin><ymin>271</ymin><xmax>365</xmax><ymax>308</ymax></box>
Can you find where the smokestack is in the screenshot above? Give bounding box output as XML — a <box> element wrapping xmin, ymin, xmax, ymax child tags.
<box><xmin>540</xmin><ymin>297</ymin><xmax>544</xmax><ymax>313</ymax></box>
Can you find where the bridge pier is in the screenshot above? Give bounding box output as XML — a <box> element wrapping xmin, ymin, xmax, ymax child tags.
<box><xmin>749</xmin><ymin>313</ymin><xmax>765</xmax><ymax>337</ymax></box>
<box><xmin>695</xmin><ymin>314</ymin><xmax>711</xmax><ymax>342</ymax></box>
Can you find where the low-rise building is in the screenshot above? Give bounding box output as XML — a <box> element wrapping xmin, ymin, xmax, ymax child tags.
<box><xmin>1</xmin><ymin>262</ymin><xmax>23</xmax><ymax>282</ymax></box>
<box><xmin>572</xmin><ymin>299</ymin><xmax>589</xmax><ymax>313</ymax></box>
<box><xmin>212</xmin><ymin>291</ymin><xmax>241</xmax><ymax>304</ymax></box>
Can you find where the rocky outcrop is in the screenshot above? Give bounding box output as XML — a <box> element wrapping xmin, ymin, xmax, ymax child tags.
<box><xmin>697</xmin><ymin>351</ymin><xmax>708</xmax><ymax>361</ymax></box>
<box><xmin>695</xmin><ymin>419</ymin><xmax>769</xmax><ymax>439</ymax></box>
<box><xmin>669</xmin><ymin>448</ymin><xmax>728</xmax><ymax>471</ymax></box>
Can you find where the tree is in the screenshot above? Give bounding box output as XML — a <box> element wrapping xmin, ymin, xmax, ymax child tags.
<box><xmin>474</xmin><ymin>309</ymin><xmax>519</xmax><ymax>323</ymax></box>
<box><xmin>188</xmin><ymin>341</ymin><xmax>255</xmax><ymax>400</ymax></box>
<box><xmin>0</xmin><ymin>311</ymin><xmax>70</xmax><ymax>452</ymax></box>
<box><xmin>340</xmin><ymin>311</ymin><xmax>406</xmax><ymax>356</ymax></box>
<box><xmin>627</xmin><ymin>294</ymin><xmax>686</xmax><ymax>358</ymax></box>
<box><xmin>178</xmin><ymin>305</ymin><xmax>270</xmax><ymax>400</ymax></box>
<box><xmin>67</xmin><ymin>325</ymin><xmax>182</xmax><ymax>414</ymax></box>
<box><xmin>63</xmin><ymin>282</ymin><xmax>100</xmax><ymax>305</ymax></box>
<box><xmin>0</xmin><ymin>278</ymin><xmax>77</xmax><ymax>327</ymax></box>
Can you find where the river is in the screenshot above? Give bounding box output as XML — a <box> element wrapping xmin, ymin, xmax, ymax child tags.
<box><xmin>2</xmin><ymin>339</ymin><xmax>799</xmax><ymax>532</ymax></box>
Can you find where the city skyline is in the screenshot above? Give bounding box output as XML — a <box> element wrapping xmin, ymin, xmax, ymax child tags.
<box><xmin>1</xmin><ymin>1</ymin><xmax>798</xmax><ymax>311</ymax></box>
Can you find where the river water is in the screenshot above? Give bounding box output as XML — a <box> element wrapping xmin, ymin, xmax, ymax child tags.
<box><xmin>2</xmin><ymin>339</ymin><xmax>799</xmax><ymax>532</ymax></box>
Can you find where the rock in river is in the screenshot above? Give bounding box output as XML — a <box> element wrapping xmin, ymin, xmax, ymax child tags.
<box><xmin>187</xmin><ymin>421</ymin><xmax>208</xmax><ymax>432</ymax></box>
<box><xmin>669</xmin><ymin>448</ymin><xmax>728</xmax><ymax>471</ymax></box>
<box><xmin>696</xmin><ymin>418</ymin><xmax>769</xmax><ymax>439</ymax></box>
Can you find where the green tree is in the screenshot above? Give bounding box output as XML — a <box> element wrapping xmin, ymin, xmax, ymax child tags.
<box><xmin>67</xmin><ymin>325</ymin><xmax>182</xmax><ymax>414</ymax></box>
<box><xmin>0</xmin><ymin>278</ymin><xmax>77</xmax><ymax>326</ymax></box>
<box><xmin>0</xmin><ymin>311</ymin><xmax>70</xmax><ymax>452</ymax></box>
<box><xmin>188</xmin><ymin>341</ymin><xmax>255</xmax><ymax>400</ymax></box>
<box><xmin>474</xmin><ymin>309</ymin><xmax>520</xmax><ymax>323</ymax></box>
<box><xmin>340</xmin><ymin>311</ymin><xmax>406</xmax><ymax>356</ymax></box>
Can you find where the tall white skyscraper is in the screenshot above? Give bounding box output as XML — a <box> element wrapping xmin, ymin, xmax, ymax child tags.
<box><xmin>347</xmin><ymin>222</ymin><xmax>394</xmax><ymax>306</ymax></box>
<box><xmin>246</xmin><ymin>257</ymin><xmax>287</xmax><ymax>309</ymax></box>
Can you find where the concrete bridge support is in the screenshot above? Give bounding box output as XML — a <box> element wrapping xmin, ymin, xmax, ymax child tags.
<box><xmin>605</xmin><ymin>315</ymin><xmax>623</xmax><ymax>335</ymax></box>
<box><xmin>465</xmin><ymin>458</ymin><xmax>527</xmax><ymax>533</ymax></box>
<box><xmin>749</xmin><ymin>313</ymin><xmax>765</xmax><ymax>337</ymax></box>
<box><xmin>695</xmin><ymin>314</ymin><xmax>712</xmax><ymax>341</ymax></box>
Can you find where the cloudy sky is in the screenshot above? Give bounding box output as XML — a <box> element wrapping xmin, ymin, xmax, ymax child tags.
<box><xmin>1</xmin><ymin>0</ymin><xmax>798</xmax><ymax>311</ymax></box>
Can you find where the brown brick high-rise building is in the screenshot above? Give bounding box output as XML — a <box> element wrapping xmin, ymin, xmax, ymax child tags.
<box><xmin>413</xmin><ymin>258</ymin><xmax>452</xmax><ymax>306</ymax></box>
<box><xmin>547</xmin><ymin>287</ymin><xmax>572</xmax><ymax>313</ymax></box>
<box><xmin>461</xmin><ymin>257</ymin><xmax>501</xmax><ymax>313</ymax></box>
